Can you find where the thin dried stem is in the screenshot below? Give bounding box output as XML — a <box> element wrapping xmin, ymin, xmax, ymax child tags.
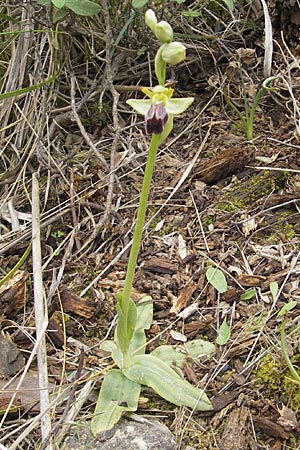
<box><xmin>32</xmin><ymin>173</ymin><xmax>52</xmax><ymax>450</ymax></box>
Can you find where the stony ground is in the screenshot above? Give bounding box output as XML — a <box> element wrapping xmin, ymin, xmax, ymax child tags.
<box><xmin>0</xmin><ymin>1</ymin><xmax>300</xmax><ymax>449</ymax></box>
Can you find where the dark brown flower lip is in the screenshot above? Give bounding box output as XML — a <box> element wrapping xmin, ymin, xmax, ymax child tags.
<box><xmin>145</xmin><ymin>102</ymin><xmax>169</xmax><ymax>135</ymax></box>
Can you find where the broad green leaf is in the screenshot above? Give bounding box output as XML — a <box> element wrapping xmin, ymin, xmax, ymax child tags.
<box><xmin>91</xmin><ymin>369</ymin><xmax>140</xmax><ymax>436</ymax></box>
<box><xmin>269</xmin><ymin>281</ymin><xmax>278</xmax><ymax>301</ymax></box>
<box><xmin>152</xmin><ymin>339</ymin><xmax>215</xmax><ymax>369</ymax></box>
<box><xmin>185</xmin><ymin>339</ymin><xmax>216</xmax><ymax>358</ymax></box>
<box><xmin>240</xmin><ymin>289</ymin><xmax>256</xmax><ymax>300</ymax></box>
<box><xmin>132</xmin><ymin>0</ymin><xmax>148</xmax><ymax>8</ymax></box>
<box><xmin>216</xmin><ymin>319</ymin><xmax>231</xmax><ymax>346</ymax></box>
<box><xmin>53</xmin><ymin>7</ymin><xmax>69</xmax><ymax>22</ymax></box>
<box><xmin>135</xmin><ymin>296</ymin><xmax>153</xmax><ymax>330</ymax></box>
<box><xmin>123</xmin><ymin>354</ymin><xmax>213</xmax><ymax>411</ymax></box>
<box><xmin>278</xmin><ymin>300</ymin><xmax>297</xmax><ymax>317</ymax></box>
<box><xmin>151</xmin><ymin>345</ymin><xmax>186</xmax><ymax>368</ymax></box>
<box><xmin>65</xmin><ymin>0</ymin><xmax>101</xmax><ymax>16</ymax></box>
<box><xmin>100</xmin><ymin>339</ymin><xmax>116</xmax><ymax>354</ymax></box>
<box><xmin>206</xmin><ymin>267</ymin><xmax>227</xmax><ymax>293</ymax></box>
<box><xmin>52</xmin><ymin>0</ymin><xmax>65</xmax><ymax>8</ymax></box>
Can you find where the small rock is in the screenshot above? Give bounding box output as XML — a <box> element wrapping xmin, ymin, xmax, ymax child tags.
<box><xmin>62</xmin><ymin>418</ymin><xmax>177</xmax><ymax>450</ymax></box>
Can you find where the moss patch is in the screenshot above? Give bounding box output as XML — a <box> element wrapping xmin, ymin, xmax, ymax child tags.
<box><xmin>216</xmin><ymin>170</ymin><xmax>289</xmax><ymax>212</ymax></box>
<box><xmin>254</xmin><ymin>353</ymin><xmax>300</xmax><ymax>410</ymax></box>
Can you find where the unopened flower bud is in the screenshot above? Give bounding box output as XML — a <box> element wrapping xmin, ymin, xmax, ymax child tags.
<box><xmin>145</xmin><ymin>9</ymin><xmax>157</xmax><ymax>34</ymax></box>
<box><xmin>145</xmin><ymin>102</ymin><xmax>168</xmax><ymax>135</ymax></box>
<box><xmin>155</xmin><ymin>21</ymin><xmax>173</xmax><ymax>43</ymax></box>
<box><xmin>161</xmin><ymin>42</ymin><xmax>186</xmax><ymax>65</ymax></box>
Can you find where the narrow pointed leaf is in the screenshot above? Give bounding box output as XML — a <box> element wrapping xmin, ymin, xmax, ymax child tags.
<box><xmin>123</xmin><ymin>354</ymin><xmax>213</xmax><ymax>411</ymax></box>
<box><xmin>240</xmin><ymin>288</ymin><xmax>256</xmax><ymax>300</ymax></box>
<box><xmin>116</xmin><ymin>293</ymin><xmax>137</xmax><ymax>356</ymax></box>
<box><xmin>91</xmin><ymin>369</ymin><xmax>140</xmax><ymax>437</ymax></box>
<box><xmin>278</xmin><ymin>300</ymin><xmax>297</xmax><ymax>317</ymax></box>
<box><xmin>111</xmin><ymin>297</ymin><xmax>153</xmax><ymax>366</ymax></box>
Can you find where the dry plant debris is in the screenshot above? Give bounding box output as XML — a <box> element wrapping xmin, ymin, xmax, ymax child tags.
<box><xmin>0</xmin><ymin>0</ymin><xmax>300</xmax><ymax>449</ymax></box>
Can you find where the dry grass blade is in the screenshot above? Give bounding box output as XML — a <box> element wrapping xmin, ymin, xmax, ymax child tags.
<box><xmin>260</xmin><ymin>0</ymin><xmax>273</xmax><ymax>77</ymax></box>
<box><xmin>32</xmin><ymin>173</ymin><xmax>52</xmax><ymax>450</ymax></box>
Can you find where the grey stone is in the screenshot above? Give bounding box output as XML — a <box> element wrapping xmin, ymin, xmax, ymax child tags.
<box><xmin>62</xmin><ymin>418</ymin><xmax>177</xmax><ymax>450</ymax></box>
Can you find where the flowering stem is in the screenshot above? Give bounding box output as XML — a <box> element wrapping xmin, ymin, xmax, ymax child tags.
<box><xmin>122</xmin><ymin>133</ymin><xmax>161</xmax><ymax>311</ymax></box>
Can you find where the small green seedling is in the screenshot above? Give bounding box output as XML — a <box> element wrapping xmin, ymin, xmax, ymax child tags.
<box><xmin>205</xmin><ymin>267</ymin><xmax>231</xmax><ymax>345</ymax></box>
<box><xmin>216</xmin><ymin>318</ymin><xmax>231</xmax><ymax>346</ymax></box>
<box><xmin>224</xmin><ymin>66</ymin><xmax>276</xmax><ymax>140</ymax></box>
<box><xmin>240</xmin><ymin>288</ymin><xmax>256</xmax><ymax>301</ymax></box>
<box><xmin>278</xmin><ymin>300</ymin><xmax>300</xmax><ymax>384</ymax></box>
<box><xmin>91</xmin><ymin>10</ymin><xmax>213</xmax><ymax>438</ymax></box>
<box><xmin>206</xmin><ymin>266</ymin><xmax>227</xmax><ymax>294</ymax></box>
<box><xmin>269</xmin><ymin>280</ymin><xmax>278</xmax><ymax>301</ymax></box>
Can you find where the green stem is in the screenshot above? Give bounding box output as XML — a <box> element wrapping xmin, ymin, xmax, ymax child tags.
<box><xmin>280</xmin><ymin>319</ymin><xmax>300</xmax><ymax>383</ymax></box>
<box><xmin>122</xmin><ymin>133</ymin><xmax>161</xmax><ymax>308</ymax></box>
<box><xmin>0</xmin><ymin>242</ymin><xmax>32</xmax><ymax>287</ymax></box>
<box><xmin>247</xmin><ymin>77</ymin><xmax>276</xmax><ymax>140</ymax></box>
<box><xmin>246</xmin><ymin>86</ymin><xmax>265</xmax><ymax>140</ymax></box>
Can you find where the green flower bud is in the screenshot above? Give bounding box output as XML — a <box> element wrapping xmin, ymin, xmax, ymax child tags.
<box><xmin>145</xmin><ymin>9</ymin><xmax>157</xmax><ymax>35</ymax></box>
<box><xmin>155</xmin><ymin>21</ymin><xmax>173</xmax><ymax>43</ymax></box>
<box><xmin>161</xmin><ymin>42</ymin><xmax>186</xmax><ymax>65</ymax></box>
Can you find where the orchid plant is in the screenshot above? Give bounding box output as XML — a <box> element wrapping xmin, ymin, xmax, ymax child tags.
<box><xmin>91</xmin><ymin>10</ymin><xmax>214</xmax><ymax>437</ymax></box>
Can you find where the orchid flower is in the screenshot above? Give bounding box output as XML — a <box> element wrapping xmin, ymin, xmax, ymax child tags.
<box><xmin>91</xmin><ymin>7</ymin><xmax>212</xmax><ymax>439</ymax></box>
<box><xmin>127</xmin><ymin>85</ymin><xmax>194</xmax><ymax>137</ymax></box>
